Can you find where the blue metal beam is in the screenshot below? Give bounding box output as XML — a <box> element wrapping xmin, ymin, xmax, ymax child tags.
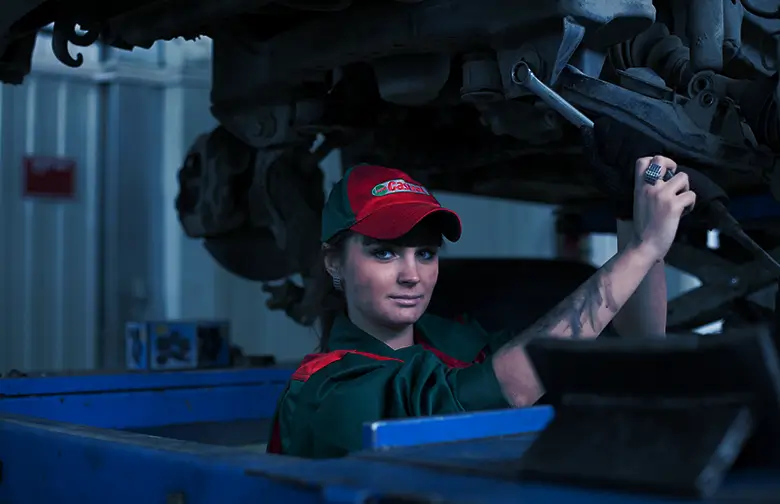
<box><xmin>0</xmin><ymin>368</ymin><xmax>292</xmax><ymax>396</ymax></box>
<box><xmin>0</xmin><ymin>368</ymin><xmax>292</xmax><ymax>429</ymax></box>
<box><xmin>363</xmin><ymin>405</ymin><xmax>555</xmax><ymax>449</ymax></box>
<box><xmin>0</xmin><ymin>383</ymin><xmax>282</xmax><ymax>429</ymax></box>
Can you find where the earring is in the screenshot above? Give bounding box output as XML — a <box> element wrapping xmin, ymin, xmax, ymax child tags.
<box><xmin>332</xmin><ymin>276</ymin><xmax>343</xmax><ymax>291</ymax></box>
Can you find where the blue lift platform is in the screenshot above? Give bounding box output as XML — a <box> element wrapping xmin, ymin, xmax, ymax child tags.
<box><xmin>5</xmin><ymin>193</ymin><xmax>780</xmax><ymax>504</ymax></box>
<box><xmin>2</xmin><ymin>326</ymin><xmax>780</xmax><ymax>504</ymax></box>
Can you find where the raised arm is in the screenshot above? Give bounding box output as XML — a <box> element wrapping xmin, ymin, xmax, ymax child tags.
<box><xmin>491</xmin><ymin>156</ymin><xmax>694</xmax><ymax>407</ymax></box>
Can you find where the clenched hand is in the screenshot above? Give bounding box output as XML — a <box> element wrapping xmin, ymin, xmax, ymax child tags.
<box><xmin>632</xmin><ymin>155</ymin><xmax>697</xmax><ymax>261</ymax></box>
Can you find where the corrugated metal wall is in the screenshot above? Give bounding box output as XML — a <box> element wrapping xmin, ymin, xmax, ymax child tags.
<box><xmin>0</xmin><ymin>34</ymin><xmax>218</xmax><ymax>372</ymax></box>
<box><xmin>0</xmin><ymin>35</ymin><xmax>101</xmax><ymax>373</ymax></box>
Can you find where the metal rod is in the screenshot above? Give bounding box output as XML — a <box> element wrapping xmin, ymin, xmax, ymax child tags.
<box><xmin>511</xmin><ymin>61</ymin><xmax>595</xmax><ymax>130</ymax></box>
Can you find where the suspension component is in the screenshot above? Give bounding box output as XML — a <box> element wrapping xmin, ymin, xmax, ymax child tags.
<box><xmin>608</xmin><ymin>23</ymin><xmax>693</xmax><ymax>93</ymax></box>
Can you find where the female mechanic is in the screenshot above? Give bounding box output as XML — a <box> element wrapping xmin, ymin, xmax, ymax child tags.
<box><xmin>267</xmin><ymin>152</ymin><xmax>696</xmax><ymax>458</ymax></box>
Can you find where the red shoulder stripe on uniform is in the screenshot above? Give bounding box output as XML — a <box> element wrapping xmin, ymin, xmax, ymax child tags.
<box><xmin>417</xmin><ymin>341</ymin><xmax>487</xmax><ymax>368</ymax></box>
<box><xmin>291</xmin><ymin>350</ymin><xmax>403</xmax><ymax>382</ymax></box>
<box><xmin>267</xmin><ymin>350</ymin><xmax>402</xmax><ymax>455</ymax></box>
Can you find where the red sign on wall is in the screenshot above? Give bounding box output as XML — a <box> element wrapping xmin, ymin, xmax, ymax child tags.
<box><xmin>23</xmin><ymin>156</ymin><xmax>76</xmax><ymax>199</ymax></box>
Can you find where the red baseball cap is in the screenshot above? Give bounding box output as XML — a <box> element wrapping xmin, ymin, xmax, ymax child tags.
<box><xmin>321</xmin><ymin>164</ymin><xmax>462</xmax><ymax>243</ymax></box>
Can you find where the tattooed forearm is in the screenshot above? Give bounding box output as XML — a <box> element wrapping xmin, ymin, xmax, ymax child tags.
<box><xmin>491</xmin><ymin>243</ymin><xmax>657</xmax><ymax>407</ymax></box>
<box><xmin>521</xmin><ymin>261</ymin><xmax>619</xmax><ymax>340</ymax></box>
<box><xmin>512</xmin><ymin>243</ymin><xmax>655</xmax><ymax>345</ymax></box>
<box><xmin>559</xmin><ymin>267</ymin><xmax>616</xmax><ymax>338</ymax></box>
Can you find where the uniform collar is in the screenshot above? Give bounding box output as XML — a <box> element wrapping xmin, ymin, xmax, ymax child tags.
<box><xmin>328</xmin><ymin>314</ymin><xmax>419</xmax><ymax>360</ymax></box>
<box><xmin>328</xmin><ymin>313</ymin><xmax>486</xmax><ymax>362</ymax></box>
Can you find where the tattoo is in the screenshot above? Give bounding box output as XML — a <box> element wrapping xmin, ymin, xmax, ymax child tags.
<box><xmin>520</xmin><ymin>261</ymin><xmax>620</xmax><ymax>341</ymax></box>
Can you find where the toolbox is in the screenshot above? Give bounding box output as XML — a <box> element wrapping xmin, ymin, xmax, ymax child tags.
<box><xmin>125</xmin><ymin>320</ymin><xmax>231</xmax><ymax>371</ymax></box>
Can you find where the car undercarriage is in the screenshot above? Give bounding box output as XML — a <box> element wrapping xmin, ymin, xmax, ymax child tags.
<box><xmin>3</xmin><ymin>0</ymin><xmax>780</xmax><ymax>332</ymax></box>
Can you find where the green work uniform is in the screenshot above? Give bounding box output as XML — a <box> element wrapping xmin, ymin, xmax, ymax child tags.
<box><xmin>267</xmin><ymin>313</ymin><xmax>513</xmax><ymax>458</ymax></box>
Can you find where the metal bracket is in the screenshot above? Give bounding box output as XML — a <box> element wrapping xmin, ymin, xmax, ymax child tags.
<box><xmin>665</xmin><ymin>243</ymin><xmax>780</xmax><ymax>331</ymax></box>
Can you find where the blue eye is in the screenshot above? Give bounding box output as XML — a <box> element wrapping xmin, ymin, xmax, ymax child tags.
<box><xmin>372</xmin><ymin>249</ymin><xmax>395</xmax><ymax>261</ymax></box>
<box><xmin>417</xmin><ymin>249</ymin><xmax>438</xmax><ymax>261</ymax></box>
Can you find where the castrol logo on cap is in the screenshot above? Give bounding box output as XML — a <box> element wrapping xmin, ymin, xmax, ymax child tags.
<box><xmin>371</xmin><ymin>179</ymin><xmax>430</xmax><ymax>197</ymax></box>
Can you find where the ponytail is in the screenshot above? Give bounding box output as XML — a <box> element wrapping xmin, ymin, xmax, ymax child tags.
<box><xmin>316</xmin><ymin>231</ymin><xmax>351</xmax><ymax>352</ymax></box>
<box><xmin>318</xmin><ymin>281</ymin><xmax>346</xmax><ymax>351</ymax></box>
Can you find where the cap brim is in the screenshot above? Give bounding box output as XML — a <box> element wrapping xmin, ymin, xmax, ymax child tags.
<box><xmin>350</xmin><ymin>203</ymin><xmax>462</xmax><ymax>242</ymax></box>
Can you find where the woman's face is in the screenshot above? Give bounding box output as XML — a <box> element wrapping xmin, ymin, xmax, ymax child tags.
<box><xmin>332</xmin><ymin>224</ymin><xmax>442</xmax><ymax>332</ymax></box>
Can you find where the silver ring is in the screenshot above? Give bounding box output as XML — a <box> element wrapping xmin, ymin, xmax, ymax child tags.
<box><xmin>643</xmin><ymin>163</ymin><xmax>664</xmax><ymax>186</ymax></box>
